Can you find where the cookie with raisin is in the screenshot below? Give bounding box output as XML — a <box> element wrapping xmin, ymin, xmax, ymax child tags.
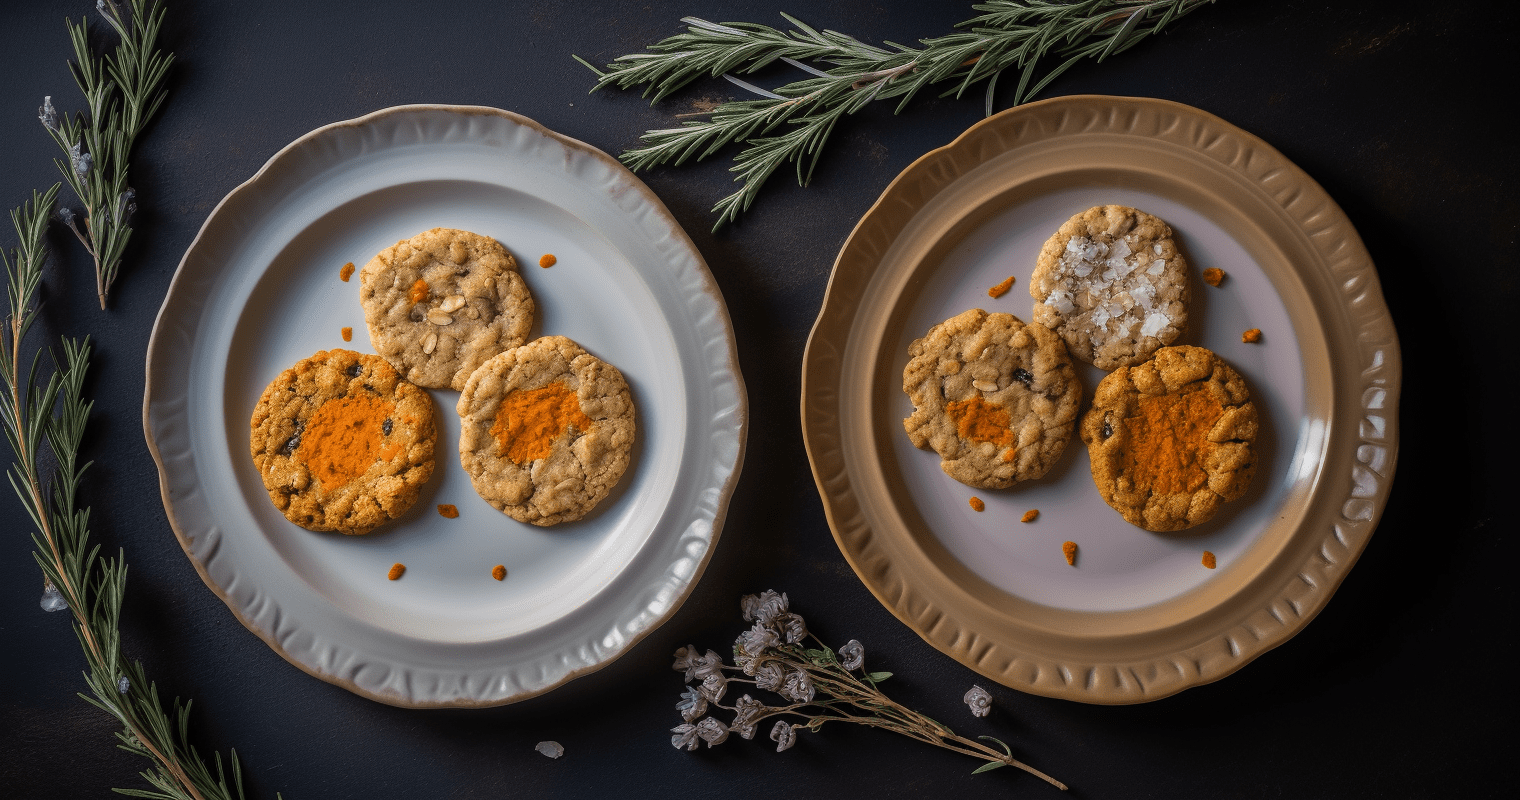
<box><xmin>360</xmin><ymin>227</ymin><xmax>535</xmax><ymax>390</ymax></box>
<box><xmin>1081</xmin><ymin>345</ymin><xmax>1258</xmax><ymax>531</ymax></box>
<box><xmin>456</xmin><ymin>336</ymin><xmax>635</xmax><ymax>526</ymax></box>
<box><xmin>1029</xmin><ymin>205</ymin><xmax>1190</xmax><ymax>370</ymax></box>
<box><xmin>902</xmin><ymin>309</ymin><xmax>1082</xmax><ymax>489</ymax></box>
<box><xmin>250</xmin><ymin>349</ymin><xmax>436</xmax><ymax>534</ymax></box>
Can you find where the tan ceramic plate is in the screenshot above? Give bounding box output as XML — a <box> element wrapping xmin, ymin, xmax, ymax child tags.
<box><xmin>144</xmin><ymin>106</ymin><xmax>747</xmax><ymax>707</ymax></box>
<box><xmin>801</xmin><ymin>96</ymin><xmax>1399</xmax><ymax>704</ymax></box>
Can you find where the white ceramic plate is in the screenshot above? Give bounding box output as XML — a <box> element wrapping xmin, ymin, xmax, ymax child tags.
<box><xmin>144</xmin><ymin>106</ymin><xmax>747</xmax><ymax>708</ymax></box>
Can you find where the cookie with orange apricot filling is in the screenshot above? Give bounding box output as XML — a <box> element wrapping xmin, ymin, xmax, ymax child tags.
<box><xmin>359</xmin><ymin>227</ymin><xmax>534</xmax><ymax>390</ymax></box>
<box><xmin>250</xmin><ymin>349</ymin><xmax>436</xmax><ymax>534</ymax></box>
<box><xmin>456</xmin><ymin>336</ymin><xmax>635</xmax><ymax>526</ymax></box>
<box><xmin>902</xmin><ymin>309</ymin><xmax>1082</xmax><ymax>489</ymax></box>
<box><xmin>1081</xmin><ymin>345</ymin><xmax>1257</xmax><ymax>531</ymax></box>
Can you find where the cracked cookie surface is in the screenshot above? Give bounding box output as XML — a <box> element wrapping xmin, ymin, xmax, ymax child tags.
<box><xmin>1029</xmin><ymin>205</ymin><xmax>1189</xmax><ymax>370</ymax></box>
<box><xmin>902</xmin><ymin>309</ymin><xmax>1082</xmax><ymax>489</ymax></box>
<box><xmin>456</xmin><ymin>336</ymin><xmax>635</xmax><ymax>526</ymax></box>
<box><xmin>1081</xmin><ymin>345</ymin><xmax>1258</xmax><ymax>531</ymax></box>
<box><xmin>360</xmin><ymin>227</ymin><xmax>534</xmax><ymax>390</ymax></box>
<box><xmin>250</xmin><ymin>349</ymin><xmax>436</xmax><ymax>535</ymax></box>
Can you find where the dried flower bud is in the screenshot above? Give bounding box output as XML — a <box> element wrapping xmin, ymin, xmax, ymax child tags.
<box><xmin>776</xmin><ymin>612</ymin><xmax>807</xmax><ymax>644</ymax></box>
<box><xmin>731</xmin><ymin>694</ymin><xmax>764</xmax><ymax>730</ymax></box>
<box><xmin>40</xmin><ymin>580</ymin><xmax>69</xmax><ymax>612</ymax></box>
<box><xmin>780</xmin><ymin>667</ymin><xmax>815</xmax><ymax>704</ymax></box>
<box><xmin>115</xmin><ymin>187</ymin><xmax>137</xmax><ymax>225</ymax></box>
<box><xmin>694</xmin><ymin>717</ymin><xmax>729</xmax><ymax>748</ymax></box>
<box><xmin>672</xmin><ymin>644</ymin><xmax>700</xmax><ymax>679</ymax></box>
<box><xmin>670</xmin><ymin>722</ymin><xmax>700</xmax><ymax>752</ymax></box>
<box><xmin>676</xmin><ymin>686</ymin><xmax>707</xmax><ymax>722</ymax></box>
<box><xmin>737</xmin><ymin>621</ymin><xmax>780</xmax><ymax>654</ymax></box>
<box><xmin>770</xmin><ymin>720</ymin><xmax>796</xmax><ymax>752</ymax></box>
<box><xmin>740</xmin><ymin>590</ymin><xmax>789</xmax><ymax>625</ymax></box>
<box><xmin>691</xmin><ymin>649</ymin><xmax>724</xmax><ymax>681</ymax></box>
<box><xmin>117</xmin><ymin>676</ymin><xmax>131</xmax><ymax>694</ymax></box>
<box><xmin>963</xmin><ymin>684</ymin><xmax>993</xmax><ymax>718</ymax></box>
<box><xmin>699</xmin><ymin>671</ymin><xmax>728</xmax><ymax>704</ymax></box>
<box><xmin>839</xmin><ymin>639</ymin><xmax>865</xmax><ymax>671</ymax></box>
<box><xmin>38</xmin><ymin>96</ymin><xmax>59</xmax><ymax>133</ymax></box>
<box><xmin>754</xmin><ymin>661</ymin><xmax>785</xmax><ymax>693</ymax></box>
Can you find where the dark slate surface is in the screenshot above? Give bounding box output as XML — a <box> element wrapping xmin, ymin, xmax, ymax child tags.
<box><xmin>1</xmin><ymin>1</ymin><xmax>1512</xmax><ymax>797</ymax></box>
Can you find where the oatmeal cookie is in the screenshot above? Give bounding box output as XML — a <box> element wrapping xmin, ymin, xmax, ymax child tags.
<box><xmin>456</xmin><ymin>336</ymin><xmax>635</xmax><ymax>526</ymax></box>
<box><xmin>1029</xmin><ymin>205</ymin><xmax>1190</xmax><ymax>369</ymax></box>
<box><xmin>902</xmin><ymin>309</ymin><xmax>1082</xmax><ymax>489</ymax></box>
<box><xmin>359</xmin><ymin>228</ymin><xmax>534</xmax><ymax>390</ymax></box>
<box><xmin>250</xmin><ymin>349</ymin><xmax>436</xmax><ymax>535</ymax></box>
<box><xmin>1081</xmin><ymin>345</ymin><xmax>1258</xmax><ymax>531</ymax></box>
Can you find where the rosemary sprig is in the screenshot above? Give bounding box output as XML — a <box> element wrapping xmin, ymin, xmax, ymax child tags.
<box><xmin>577</xmin><ymin>1</ymin><xmax>1215</xmax><ymax>229</ymax></box>
<box><xmin>37</xmin><ymin>0</ymin><xmax>172</xmax><ymax>309</ymax></box>
<box><xmin>3</xmin><ymin>189</ymin><xmax>265</xmax><ymax>800</ymax></box>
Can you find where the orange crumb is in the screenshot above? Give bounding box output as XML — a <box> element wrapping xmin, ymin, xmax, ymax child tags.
<box><xmin>437</xmin><ymin>504</ymin><xmax>459</xmax><ymax>519</ymax></box>
<box><xmin>1242</xmin><ymin>328</ymin><xmax>1262</xmax><ymax>343</ymax></box>
<box><xmin>1061</xmin><ymin>541</ymin><xmax>1077</xmax><ymax>566</ymax></box>
<box><xmin>539</xmin><ymin>253</ymin><xmax>557</xmax><ymax>268</ymax></box>
<box><xmin>491</xmin><ymin>565</ymin><xmax>507</xmax><ymax>581</ymax></box>
<box><xmin>1001</xmin><ymin>448</ymin><xmax>1016</xmax><ymax>462</ymax></box>
<box><xmin>340</xmin><ymin>326</ymin><xmax>352</xmax><ymax>342</ymax></box>
<box><xmin>1202</xmin><ymin>551</ymin><xmax>1217</xmax><ymax>569</ymax></box>
<box><xmin>339</xmin><ymin>262</ymin><xmax>355</xmax><ymax>282</ymax></box>
<box><xmin>987</xmin><ymin>276</ymin><xmax>1015</xmax><ymax>298</ymax></box>
<box><xmin>1202</xmin><ymin>267</ymin><xmax>1224</xmax><ymax>287</ymax></box>
<box><xmin>1021</xmin><ymin>509</ymin><xmax>1039</xmax><ymax>523</ymax></box>
<box><xmin>969</xmin><ymin>497</ymin><xmax>985</xmax><ymax>512</ymax></box>
<box><xmin>408</xmin><ymin>279</ymin><xmax>429</xmax><ymax>304</ymax></box>
<box><xmin>387</xmin><ymin>563</ymin><xmax>406</xmax><ymax>581</ymax></box>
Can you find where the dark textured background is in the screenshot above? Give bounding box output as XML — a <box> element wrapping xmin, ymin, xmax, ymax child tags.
<box><xmin>1</xmin><ymin>1</ymin><xmax>1513</xmax><ymax>797</ymax></box>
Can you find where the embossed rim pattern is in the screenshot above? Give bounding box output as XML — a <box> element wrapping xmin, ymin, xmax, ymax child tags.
<box><xmin>143</xmin><ymin>106</ymin><xmax>747</xmax><ymax>707</ymax></box>
<box><xmin>801</xmin><ymin>96</ymin><xmax>1399</xmax><ymax>703</ymax></box>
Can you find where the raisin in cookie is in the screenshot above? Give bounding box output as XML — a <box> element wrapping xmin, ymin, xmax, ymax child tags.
<box><xmin>1029</xmin><ymin>205</ymin><xmax>1189</xmax><ymax>370</ymax></box>
<box><xmin>456</xmin><ymin>336</ymin><xmax>635</xmax><ymax>526</ymax></box>
<box><xmin>1081</xmin><ymin>345</ymin><xmax>1258</xmax><ymax>531</ymax></box>
<box><xmin>250</xmin><ymin>349</ymin><xmax>436</xmax><ymax>535</ymax></box>
<box><xmin>902</xmin><ymin>309</ymin><xmax>1082</xmax><ymax>489</ymax></box>
<box><xmin>360</xmin><ymin>228</ymin><xmax>534</xmax><ymax>390</ymax></box>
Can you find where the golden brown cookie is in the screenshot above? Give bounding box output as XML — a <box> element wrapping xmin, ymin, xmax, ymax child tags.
<box><xmin>456</xmin><ymin>336</ymin><xmax>635</xmax><ymax>526</ymax></box>
<box><xmin>359</xmin><ymin>228</ymin><xmax>534</xmax><ymax>390</ymax></box>
<box><xmin>250</xmin><ymin>349</ymin><xmax>436</xmax><ymax>534</ymax></box>
<box><xmin>1029</xmin><ymin>205</ymin><xmax>1189</xmax><ymax>370</ymax></box>
<box><xmin>902</xmin><ymin>309</ymin><xmax>1082</xmax><ymax>489</ymax></box>
<box><xmin>1080</xmin><ymin>345</ymin><xmax>1258</xmax><ymax>531</ymax></box>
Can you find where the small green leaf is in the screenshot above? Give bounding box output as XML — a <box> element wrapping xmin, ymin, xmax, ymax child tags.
<box><xmin>978</xmin><ymin>735</ymin><xmax>1013</xmax><ymax>757</ymax></box>
<box><xmin>867</xmin><ymin>671</ymin><xmax>893</xmax><ymax>682</ymax></box>
<box><xmin>971</xmin><ymin>761</ymin><xmax>1007</xmax><ymax>775</ymax></box>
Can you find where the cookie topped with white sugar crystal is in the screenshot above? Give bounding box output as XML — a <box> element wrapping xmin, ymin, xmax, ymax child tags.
<box><xmin>1028</xmin><ymin>205</ymin><xmax>1190</xmax><ymax>370</ymax></box>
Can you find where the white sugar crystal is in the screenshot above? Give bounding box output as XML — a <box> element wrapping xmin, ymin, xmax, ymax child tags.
<box><xmin>1140</xmin><ymin>311</ymin><xmax>1171</xmax><ymax>338</ymax></box>
<box><xmin>1147</xmin><ymin>259</ymin><xmax>1166</xmax><ymax>275</ymax></box>
<box><xmin>1046</xmin><ymin>290</ymin><xmax>1075</xmax><ymax>315</ymax></box>
<box><xmin>1083</xmin><ymin>240</ymin><xmax>1107</xmax><ymax>261</ymax></box>
<box><xmin>1153</xmin><ymin>243</ymin><xmax>1164</xmax><ymax>255</ymax></box>
<box><xmin>1066</xmin><ymin>237</ymin><xmax>1087</xmax><ymax>255</ymax></box>
<box><xmin>1073</xmin><ymin>261</ymin><xmax>1093</xmax><ymax>277</ymax></box>
<box><xmin>1131</xmin><ymin>283</ymin><xmax>1155</xmax><ymax>309</ymax></box>
<box><xmin>1100</xmin><ymin>268</ymin><xmax>1116</xmax><ymax>282</ymax></box>
<box><xmin>1109</xmin><ymin>238</ymin><xmax>1132</xmax><ymax>263</ymax></box>
<box><xmin>1107</xmin><ymin>302</ymin><xmax>1125</xmax><ymax>318</ymax></box>
<box><xmin>1091</xmin><ymin>306</ymin><xmax>1110</xmax><ymax>327</ymax></box>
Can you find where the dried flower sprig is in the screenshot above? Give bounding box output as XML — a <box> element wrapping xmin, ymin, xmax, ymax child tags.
<box><xmin>38</xmin><ymin>0</ymin><xmax>173</xmax><ymax>308</ymax></box>
<box><xmin>4</xmin><ymin>189</ymin><xmax>272</xmax><ymax>799</ymax></box>
<box><xmin>668</xmin><ymin>591</ymin><xmax>1066</xmax><ymax>789</ymax></box>
<box><xmin>578</xmin><ymin>1</ymin><xmax>1216</xmax><ymax>230</ymax></box>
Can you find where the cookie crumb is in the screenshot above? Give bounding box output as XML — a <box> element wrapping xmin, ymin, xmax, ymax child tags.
<box><xmin>1202</xmin><ymin>267</ymin><xmax>1225</xmax><ymax>287</ymax></box>
<box><xmin>987</xmin><ymin>276</ymin><xmax>1015</xmax><ymax>298</ymax></box>
<box><xmin>539</xmin><ymin>254</ymin><xmax>557</xmax><ymax>268</ymax></box>
<box><xmin>437</xmin><ymin>504</ymin><xmax>459</xmax><ymax>518</ymax></box>
<box><xmin>1061</xmin><ymin>541</ymin><xmax>1077</xmax><ymax>566</ymax></box>
<box><xmin>492</xmin><ymin>564</ymin><xmax>507</xmax><ymax>581</ymax></box>
<box><xmin>1241</xmin><ymin>328</ymin><xmax>1262</xmax><ymax>343</ymax></box>
<box><xmin>1201</xmin><ymin>551</ymin><xmax>1216</xmax><ymax>569</ymax></box>
<box><xmin>1021</xmin><ymin>509</ymin><xmax>1039</xmax><ymax>523</ymax></box>
<box><xmin>969</xmin><ymin>497</ymin><xmax>985</xmax><ymax>512</ymax></box>
<box><xmin>387</xmin><ymin>563</ymin><xmax>406</xmax><ymax>580</ymax></box>
<box><xmin>340</xmin><ymin>262</ymin><xmax>355</xmax><ymax>282</ymax></box>
<box><xmin>340</xmin><ymin>326</ymin><xmax>352</xmax><ymax>342</ymax></box>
